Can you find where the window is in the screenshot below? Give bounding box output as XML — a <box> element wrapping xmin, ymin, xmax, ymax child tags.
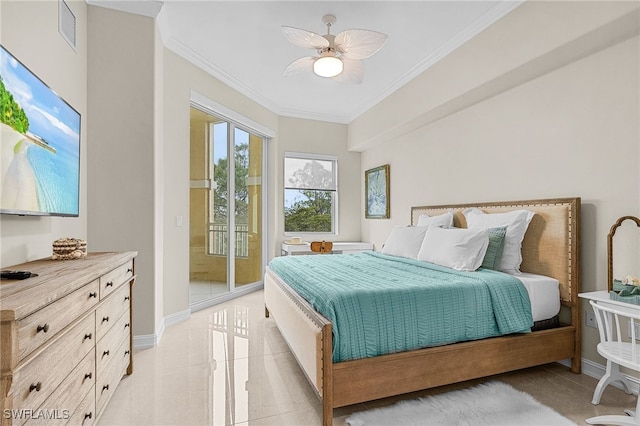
<box><xmin>284</xmin><ymin>152</ymin><xmax>337</xmax><ymax>234</ymax></box>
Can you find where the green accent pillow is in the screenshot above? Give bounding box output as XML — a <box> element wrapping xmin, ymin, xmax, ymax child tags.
<box><xmin>482</xmin><ymin>226</ymin><xmax>507</xmax><ymax>270</ymax></box>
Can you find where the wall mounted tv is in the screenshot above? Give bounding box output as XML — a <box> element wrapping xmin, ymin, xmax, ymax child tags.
<box><xmin>0</xmin><ymin>45</ymin><xmax>80</xmax><ymax>217</ymax></box>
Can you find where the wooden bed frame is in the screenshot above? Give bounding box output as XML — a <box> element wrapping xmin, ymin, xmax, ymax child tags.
<box><xmin>264</xmin><ymin>197</ymin><xmax>581</xmax><ymax>425</ymax></box>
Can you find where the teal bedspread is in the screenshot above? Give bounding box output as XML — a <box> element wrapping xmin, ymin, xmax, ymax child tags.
<box><xmin>269</xmin><ymin>252</ymin><xmax>533</xmax><ymax>362</ymax></box>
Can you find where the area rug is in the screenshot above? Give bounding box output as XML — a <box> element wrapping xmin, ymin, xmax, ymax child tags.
<box><xmin>345</xmin><ymin>381</ymin><xmax>577</xmax><ymax>426</ymax></box>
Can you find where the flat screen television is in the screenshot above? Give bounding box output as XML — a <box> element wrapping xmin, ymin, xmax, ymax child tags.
<box><xmin>0</xmin><ymin>45</ymin><xmax>80</xmax><ymax>217</ymax></box>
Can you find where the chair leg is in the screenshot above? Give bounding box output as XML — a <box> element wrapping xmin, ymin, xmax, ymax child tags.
<box><xmin>586</xmin><ymin>414</ymin><xmax>640</xmax><ymax>426</ymax></box>
<box><xmin>585</xmin><ymin>372</ymin><xmax>640</xmax><ymax>426</ymax></box>
<box><xmin>623</xmin><ymin>392</ymin><xmax>640</xmax><ymax>419</ymax></box>
<box><xmin>587</xmin><ymin>396</ymin><xmax>640</xmax><ymax>426</ymax></box>
<box><xmin>592</xmin><ymin>361</ymin><xmax>634</xmax><ymax>405</ymax></box>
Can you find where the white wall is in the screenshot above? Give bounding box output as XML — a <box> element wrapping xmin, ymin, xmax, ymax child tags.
<box><xmin>87</xmin><ymin>6</ymin><xmax>160</xmax><ymax>338</ymax></box>
<box><xmin>276</xmin><ymin>116</ymin><xmax>361</xmax><ymax>243</ymax></box>
<box><xmin>0</xmin><ymin>0</ymin><xmax>87</xmax><ymax>266</ymax></box>
<box><xmin>355</xmin><ymin>2</ymin><xmax>640</xmax><ymax>366</ymax></box>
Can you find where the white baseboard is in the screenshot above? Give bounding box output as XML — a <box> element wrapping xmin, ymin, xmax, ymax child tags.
<box><xmin>164</xmin><ymin>308</ymin><xmax>191</xmax><ymax>328</ymax></box>
<box><xmin>133</xmin><ymin>314</ymin><xmax>171</xmax><ymax>350</ymax></box>
<box><xmin>133</xmin><ymin>332</ymin><xmax>159</xmax><ymax>350</ymax></box>
<box><xmin>558</xmin><ymin>357</ymin><xmax>640</xmax><ymax>394</ymax></box>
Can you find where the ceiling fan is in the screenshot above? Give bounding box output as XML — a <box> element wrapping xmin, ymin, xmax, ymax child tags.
<box><xmin>282</xmin><ymin>14</ymin><xmax>388</xmax><ymax>84</ymax></box>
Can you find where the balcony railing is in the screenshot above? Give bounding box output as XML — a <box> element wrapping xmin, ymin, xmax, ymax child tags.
<box><xmin>208</xmin><ymin>224</ymin><xmax>249</xmax><ymax>257</ymax></box>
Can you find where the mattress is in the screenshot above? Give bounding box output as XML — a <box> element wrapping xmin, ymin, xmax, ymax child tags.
<box><xmin>511</xmin><ymin>272</ymin><xmax>560</xmax><ymax>322</ymax></box>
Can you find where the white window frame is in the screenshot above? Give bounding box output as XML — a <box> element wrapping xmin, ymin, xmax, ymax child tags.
<box><xmin>284</xmin><ymin>151</ymin><xmax>338</xmax><ymax>236</ymax></box>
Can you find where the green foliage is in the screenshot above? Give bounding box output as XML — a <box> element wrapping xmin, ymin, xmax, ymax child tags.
<box><xmin>0</xmin><ymin>75</ymin><xmax>29</xmax><ymax>133</ymax></box>
<box><xmin>213</xmin><ymin>142</ymin><xmax>249</xmax><ymax>224</ymax></box>
<box><xmin>284</xmin><ymin>190</ymin><xmax>332</xmax><ymax>232</ymax></box>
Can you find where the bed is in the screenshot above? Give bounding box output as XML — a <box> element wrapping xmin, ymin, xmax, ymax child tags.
<box><xmin>264</xmin><ymin>197</ymin><xmax>581</xmax><ymax>425</ymax></box>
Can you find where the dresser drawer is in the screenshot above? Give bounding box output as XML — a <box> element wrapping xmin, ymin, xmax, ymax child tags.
<box><xmin>99</xmin><ymin>261</ymin><xmax>133</xmax><ymax>299</ymax></box>
<box><xmin>68</xmin><ymin>386</ymin><xmax>95</xmax><ymax>426</ymax></box>
<box><xmin>17</xmin><ymin>281</ymin><xmax>99</xmax><ymax>361</ymax></box>
<box><xmin>96</xmin><ymin>311</ymin><xmax>130</xmax><ymax>379</ymax></box>
<box><xmin>10</xmin><ymin>314</ymin><xmax>95</xmax><ymax>416</ymax></box>
<box><xmin>95</xmin><ymin>285</ymin><xmax>130</xmax><ymax>341</ymax></box>
<box><xmin>95</xmin><ymin>337</ymin><xmax>130</xmax><ymax>415</ymax></box>
<box><xmin>24</xmin><ymin>350</ymin><xmax>95</xmax><ymax>426</ymax></box>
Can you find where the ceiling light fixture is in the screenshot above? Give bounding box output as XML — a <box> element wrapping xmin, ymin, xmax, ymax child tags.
<box><xmin>313</xmin><ymin>52</ymin><xmax>343</xmax><ymax>78</ymax></box>
<box><xmin>282</xmin><ymin>14</ymin><xmax>387</xmax><ymax>84</ymax></box>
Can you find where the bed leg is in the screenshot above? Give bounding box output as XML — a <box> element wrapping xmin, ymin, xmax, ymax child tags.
<box><xmin>323</xmin><ymin>398</ymin><xmax>332</xmax><ymax>426</ymax></box>
<box><xmin>571</xmin><ymin>354</ymin><xmax>581</xmax><ymax>373</ymax></box>
<box><xmin>322</xmin><ymin>323</ymin><xmax>333</xmax><ymax>426</ymax></box>
<box><xmin>265</xmin><ymin>306</ymin><xmax>270</xmax><ymax>318</ymax></box>
<box><xmin>571</xmin><ymin>300</ymin><xmax>582</xmax><ymax>374</ymax></box>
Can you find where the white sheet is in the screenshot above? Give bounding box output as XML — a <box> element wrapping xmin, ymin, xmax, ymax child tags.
<box><xmin>510</xmin><ymin>272</ymin><xmax>560</xmax><ymax>322</ymax></box>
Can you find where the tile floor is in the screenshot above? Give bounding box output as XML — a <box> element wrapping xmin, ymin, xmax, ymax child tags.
<box><xmin>99</xmin><ymin>289</ymin><xmax>636</xmax><ymax>425</ymax></box>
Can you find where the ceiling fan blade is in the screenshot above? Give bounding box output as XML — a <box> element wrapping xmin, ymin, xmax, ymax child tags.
<box><xmin>281</xmin><ymin>26</ymin><xmax>329</xmax><ymax>50</ymax></box>
<box><xmin>283</xmin><ymin>56</ymin><xmax>315</xmax><ymax>77</ymax></box>
<box><xmin>335</xmin><ymin>29</ymin><xmax>388</xmax><ymax>60</ymax></box>
<box><xmin>333</xmin><ymin>58</ymin><xmax>364</xmax><ymax>84</ymax></box>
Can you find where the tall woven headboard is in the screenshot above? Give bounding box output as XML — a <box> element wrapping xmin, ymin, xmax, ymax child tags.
<box><xmin>411</xmin><ymin>197</ymin><xmax>581</xmax><ymax>307</ymax></box>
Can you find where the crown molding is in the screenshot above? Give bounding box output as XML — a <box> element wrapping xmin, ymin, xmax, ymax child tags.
<box><xmin>167</xmin><ymin>35</ymin><xmax>351</xmax><ymax>123</ymax></box>
<box><xmin>165</xmin><ymin>37</ymin><xmax>284</xmax><ymax>118</ymax></box>
<box><xmin>86</xmin><ymin>0</ymin><xmax>164</xmax><ymax>18</ymax></box>
<box><xmin>277</xmin><ymin>107</ymin><xmax>351</xmax><ymax>125</ymax></box>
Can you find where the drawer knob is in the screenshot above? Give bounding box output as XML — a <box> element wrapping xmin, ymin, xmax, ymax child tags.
<box><xmin>84</xmin><ymin>372</ymin><xmax>92</xmax><ymax>380</ymax></box>
<box><xmin>89</xmin><ymin>292</ymin><xmax>97</xmax><ymax>298</ymax></box>
<box><xmin>127</xmin><ymin>268</ymin><xmax>133</xmax><ymax>273</ymax></box>
<box><xmin>84</xmin><ymin>333</ymin><xmax>92</xmax><ymax>341</ymax></box>
<box><xmin>102</xmin><ymin>384</ymin><xmax>109</xmax><ymax>393</ymax></box>
<box><xmin>106</xmin><ymin>281</ymin><xmax>114</xmax><ymax>287</ymax></box>
<box><xmin>36</xmin><ymin>324</ymin><xmax>49</xmax><ymax>333</ymax></box>
<box><xmin>29</xmin><ymin>382</ymin><xmax>42</xmax><ymax>392</ymax></box>
<box><xmin>124</xmin><ymin>296</ymin><xmax>130</xmax><ymax>301</ymax></box>
<box><xmin>124</xmin><ymin>350</ymin><xmax>130</xmax><ymax>356</ymax></box>
<box><xmin>102</xmin><ymin>350</ymin><xmax>110</xmax><ymax>358</ymax></box>
<box><xmin>102</xmin><ymin>316</ymin><xmax>109</xmax><ymax>323</ymax></box>
<box><xmin>84</xmin><ymin>413</ymin><xmax>93</xmax><ymax>420</ymax></box>
<box><xmin>124</xmin><ymin>323</ymin><xmax>130</xmax><ymax>329</ymax></box>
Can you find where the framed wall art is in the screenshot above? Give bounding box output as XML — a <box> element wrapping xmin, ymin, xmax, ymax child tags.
<box><xmin>365</xmin><ymin>164</ymin><xmax>390</xmax><ymax>219</ymax></box>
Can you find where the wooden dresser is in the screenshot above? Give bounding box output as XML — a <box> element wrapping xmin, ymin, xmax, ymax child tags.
<box><xmin>0</xmin><ymin>252</ymin><xmax>137</xmax><ymax>425</ymax></box>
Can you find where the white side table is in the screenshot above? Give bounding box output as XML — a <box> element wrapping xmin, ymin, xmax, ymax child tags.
<box><xmin>579</xmin><ymin>290</ymin><xmax>640</xmax><ymax>313</ymax></box>
<box><xmin>281</xmin><ymin>242</ymin><xmax>374</xmax><ymax>256</ymax></box>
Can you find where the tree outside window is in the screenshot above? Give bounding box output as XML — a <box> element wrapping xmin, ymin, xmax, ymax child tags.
<box><xmin>284</xmin><ymin>154</ymin><xmax>337</xmax><ymax>233</ymax></box>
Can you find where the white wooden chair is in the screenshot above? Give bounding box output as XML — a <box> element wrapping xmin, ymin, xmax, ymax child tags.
<box><xmin>587</xmin><ymin>299</ymin><xmax>640</xmax><ymax>426</ymax></box>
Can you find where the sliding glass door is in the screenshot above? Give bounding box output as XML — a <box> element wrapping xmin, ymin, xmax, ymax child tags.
<box><xmin>189</xmin><ymin>106</ymin><xmax>265</xmax><ymax>308</ymax></box>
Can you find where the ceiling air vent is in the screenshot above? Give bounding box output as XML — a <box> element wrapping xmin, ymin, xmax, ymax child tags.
<box><xmin>59</xmin><ymin>0</ymin><xmax>77</xmax><ymax>49</ymax></box>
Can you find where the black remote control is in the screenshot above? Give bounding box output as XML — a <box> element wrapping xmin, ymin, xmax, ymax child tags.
<box><xmin>1</xmin><ymin>271</ymin><xmax>37</xmax><ymax>280</ymax></box>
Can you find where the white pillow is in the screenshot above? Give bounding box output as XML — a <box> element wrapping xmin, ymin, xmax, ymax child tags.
<box><xmin>463</xmin><ymin>208</ymin><xmax>535</xmax><ymax>273</ymax></box>
<box><xmin>381</xmin><ymin>226</ymin><xmax>429</xmax><ymax>259</ymax></box>
<box><xmin>417</xmin><ymin>226</ymin><xmax>489</xmax><ymax>271</ymax></box>
<box><xmin>416</xmin><ymin>211</ymin><xmax>454</xmax><ymax>228</ymax></box>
